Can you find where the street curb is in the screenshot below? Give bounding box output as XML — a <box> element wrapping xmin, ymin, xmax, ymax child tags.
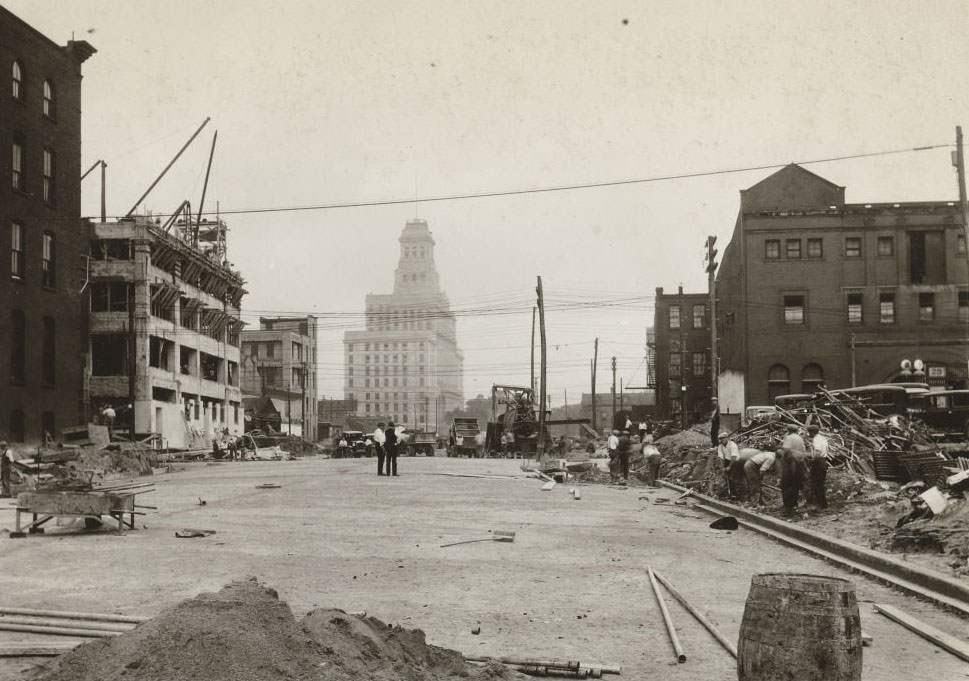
<box><xmin>657</xmin><ymin>480</ymin><xmax>969</xmax><ymax>616</ymax></box>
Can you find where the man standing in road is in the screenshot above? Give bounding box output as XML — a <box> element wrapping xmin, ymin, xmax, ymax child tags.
<box><xmin>384</xmin><ymin>421</ymin><xmax>399</xmax><ymax>476</ymax></box>
<box><xmin>373</xmin><ymin>422</ymin><xmax>387</xmax><ymax>475</ymax></box>
<box><xmin>642</xmin><ymin>435</ymin><xmax>662</xmax><ymax>486</ymax></box>
<box><xmin>778</xmin><ymin>447</ymin><xmax>807</xmax><ymax>516</ymax></box>
<box><xmin>618</xmin><ymin>430</ymin><xmax>632</xmax><ymax>482</ymax></box>
<box><xmin>806</xmin><ymin>423</ymin><xmax>829</xmax><ymax>510</ymax></box>
<box><xmin>606</xmin><ymin>429</ymin><xmax>620</xmax><ymax>480</ymax></box>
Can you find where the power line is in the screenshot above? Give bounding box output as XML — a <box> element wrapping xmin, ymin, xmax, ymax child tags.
<box><xmin>97</xmin><ymin>142</ymin><xmax>951</xmax><ymax>221</ymax></box>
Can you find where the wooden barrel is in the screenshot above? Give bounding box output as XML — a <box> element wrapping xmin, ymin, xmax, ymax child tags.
<box><xmin>738</xmin><ymin>573</ymin><xmax>861</xmax><ymax>681</ymax></box>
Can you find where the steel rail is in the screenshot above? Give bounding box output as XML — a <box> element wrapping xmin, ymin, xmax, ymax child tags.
<box><xmin>657</xmin><ymin>481</ymin><xmax>969</xmax><ymax>617</ymax></box>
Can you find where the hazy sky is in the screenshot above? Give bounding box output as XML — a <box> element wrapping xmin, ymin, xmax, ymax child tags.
<box><xmin>8</xmin><ymin>1</ymin><xmax>969</xmax><ymax>405</ymax></box>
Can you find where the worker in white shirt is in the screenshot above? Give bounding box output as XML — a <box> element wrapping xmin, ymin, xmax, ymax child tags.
<box><xmin>373</xmin><ymin>423</ymin><xmax>387</xmax><ymax>475</ymax></box>
<box><xmin>742</xmin><ymin>449</ymin><xmax>776</xmax><ymax>506</ymax></box>
<box><xmin>606</xmin><ymin>430</ymin><xmax>620</xmax><ymax>480</ymax></box>
<box><xmin>806</xmin><ymin>423</ymin><xmax>829</xmax><ymax>509</ymax></box>
<box><xmin>716</xmin><ymin>431</ymin><xmax>741</xmax><ymax>498</ymax></box>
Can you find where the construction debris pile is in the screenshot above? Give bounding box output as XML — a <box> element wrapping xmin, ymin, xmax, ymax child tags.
<box><xmin>28</xmin><ymin>578</ymin><xmax>523</xmax><ymax>681</ymax></box>
<box><xmin>651</xmin><ymin>391</ymin><xmax>969</xmax><ymax>573</ymax></box>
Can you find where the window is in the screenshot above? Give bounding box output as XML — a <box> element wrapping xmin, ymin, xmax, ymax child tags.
<box><xmin>767</xmin><ymin>364</ymin><xmax>790</xmax><ymax>403</ymax></box>
<box><xmin>909</xmin><ymin>231</ymin><xmax>944</xmax><ymax>285</ymax></box>
<box><xmin>669</xmin><ymin>353</ymin><xmax>681</xmax><ymax>378</ymax></box>
<box><xmin>42</xmin><ymin>148</ymin><xmax>55</xmax><ymax>204</ymax></box>
<box><xmin>960</xmin><ymin>291</ymin><xmax>969</xmax><ymax>323</ymax></box>
<box><xmin>92</xmin><ymin>334</ymin><xmax>128</xmax><ymax>376</ymax></box>
<box><xmin>877</xmin><ymin>236</ymin><xmax>894</xmax><ymax>257</ymax></box>
<box><xmin>845</xmin><ymin>237</ymin><xmax>861</xmax><ymax>258</ymax></box>
<box><xmin>43</xmin><ymin>79</ymin><xmax>54</xmax><ymax>118</ymax></box>
<box><xmin>783</xmin><ymin>295</ymin><xmax>805</xmax><ymax>325</ymax></box>
<box><xmin>12</xmin><ymin>136</ymin><xmax>24</xmax><ymax>191</ymax></box>
<box><xmin>801</xmin><ymin>363</ymin><xmax>824</xmax><ymax>394</ymax></box>
<box><xmin>12</xmin><ymin>60</ymin><xmax>23</xmax><ymax>100</ymax></box>
<box><xmin>879</xmin><ymin>292</ymin><xmax>895</xmax><ymax>324</ymax></box>
<box><xmin>786</xmin><ymin>239</ymin><xmax>801</xmax><ymax>259</ymax></box>
<box><xmin>692</xmin><ymin>351</ymin><xmax>707</xmax><ymax>377</ymax></box>
<box><xmin>10</xmin><ymin>309</ymin><xmax>25</xmax><ymax>385</ymax></box>
<box><xmin>959</xmin><ymin>235</ymin><xmax>967</xmax><ymax>255</ymax></box>
<box><xmin>765</xmin><ymin>239</ymin><xmax>780</xmax><ymax>259</ymax></box>
<box><xmin>90</xmin><ymin>282</ymin><xmax>129</xmax><ymax>312</ymax></box>
<box><xmin>918</xmin><ymin>292</ymin><xmax>934</xmax><ymax>322</ymax></box>
<box><xmin>692</xmin><ymin>304</ymin><xmax>705</xmax><ymax>329</ymax></box>
<box><xmin>42</xmin><ymin>232</ymin><xmax>55</xmax><ymax>288</ymax></box>
<box><xmin>11</xmin><ymin>222</ymin><xmax>24</xmax><ymax>279</ymax></box>
<box><xmin>42</xmin><ymin>317</ymin><xmax>55</xmax><ymax>385</ymax></box>
<box><xmin>265</xmin><ymin>342</ymin><xmax>275</xmax><ymax>358</ymax></box>
<box><xmin>669</xmin><ymin>306</ymin><xmax>681</xmax><ymax>329</ymax></box>
<box><xmin>846</xmin><ymin>292</ymin><xmax>863</xmax><ymax>324</ymax></box>
<box><xmin>806</xmin><ymin>238</ymin><xmax>823</xmax><ymax>259</ymax></box>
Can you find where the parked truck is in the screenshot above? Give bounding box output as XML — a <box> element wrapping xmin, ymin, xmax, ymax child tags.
<box><xmin>447</xmin><ymin>418</ymin><xmax>483</xmax><ymax>457</ymax></box>
<box><xmin>403</xmin><ymin>429</ymin><xmax>437</xmax><ymax>456</ymax></box>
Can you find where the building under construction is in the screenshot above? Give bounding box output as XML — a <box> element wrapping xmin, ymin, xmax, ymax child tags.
<box><xmin>86</xmin><ymin>215</ymin><xmax>246</xmax><ymax>449</ymax></box>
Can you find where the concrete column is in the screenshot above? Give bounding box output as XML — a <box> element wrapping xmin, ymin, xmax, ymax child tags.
<box><xmin>132</xmin><ymin>238</ymin><xmax>152</xmax><ymax>436</ymax></box>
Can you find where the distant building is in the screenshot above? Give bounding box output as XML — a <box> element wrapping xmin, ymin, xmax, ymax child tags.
<box><xmin>240</xmin><ymin>316</ymin><xmax>317</xmax><ymax>439</ymax></box>
<box><xmin>653</xmin><ymin>286</ymin><xmax>713</xmax><ymax>427</ymax></box>
<box><xmin>86</xmin><ymin>217</ymin><xmax>246</xmax><ymax>449</ymax></box>
<box><xmin>717</xmin><ymin>164</ymin><xmax>969</xmax><ymax>414</ymax></box>
<box><xmin>578</xmin><ymin>391</ymin><xmax>655</xmax><ymax>432</ymax></box>
<box><xmin>343</xmin><ymin>219</ymin><xmax>464</xmax><ymax>432</ymax></box>
<box><xmin>1</xmin><ymin>7</ymin><xmax>95</xmax><ymax>444</ymax></box>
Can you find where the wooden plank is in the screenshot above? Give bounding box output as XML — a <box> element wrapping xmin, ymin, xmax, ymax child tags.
<box><xmin>0</xmin><ymin>622</ymin><xmax>120</xmax><ymax>638</ymax></box>
<box><xmin>0</xmin><ymin>616</ymin><xmax>134</xmax><ymax>632</ymax></box>
<box><xmin>873</xmin><ymin>603</ymin><xmax>969</xmax><ymax>662</ymax></box>
<box><xmin>0</xmin><ymin>606</ymin><xmax>148</xmax><ymax>624</ymax></box>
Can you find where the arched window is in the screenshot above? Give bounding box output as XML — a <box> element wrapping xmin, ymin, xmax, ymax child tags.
<box><xmin>12</xmin><ymin>60</ymin><xmax>23</xmax><ymax>100</ymax></box>
<box><xmin>801</xmin><ymin>363</ymin><xmax>824</xmax><ymax>395</ymax></box>
<box><xmin>43</xmin><ymin>79</ymin><xmax>55</xmax><ymax>117</ymax></box>
<box><xmin>767</xmin><ymin>364</ymin><xmax>790</xmax><ymax>403</ymax></box>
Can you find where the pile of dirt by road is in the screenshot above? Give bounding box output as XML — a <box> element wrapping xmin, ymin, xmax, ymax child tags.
<box><xmin>29</xmin><ymin>578</ymin><xmax>521</xmax><ymax>681</ymax></box>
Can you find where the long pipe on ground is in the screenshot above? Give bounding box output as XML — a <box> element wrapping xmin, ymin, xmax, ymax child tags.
<box><xmin>0</xmin><ymin>606</ymin><xmax>148</xmax><ymax>624</ymax></box>
<box><xmin>0</xmin><ymin>622</ymin><xmax>121</xmax><ymax>638</ymax></box>
<box><xmin>0</xmin><ymin>617</ymin><xmax>134</xmax><ymax>633</ymax></box>
<box><xmin>651</xmin><ymin>569</ymin><xmax>737</xmax><ymax>658</ymax></box>
<box><xmin>647</xmin><ymin>566</ymin><xmax>686</xmax><ymax>663</ymax></box>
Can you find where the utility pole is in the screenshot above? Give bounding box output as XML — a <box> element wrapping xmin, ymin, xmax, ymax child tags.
<box><xmin>536</xmin><ymin>277</ymin><xmax>548</xmax><ymax>461</ymax></box>
<box><xmin>531</xmin><ymin>306</ymin><xmax>536</xmax><ymax>394</ymax></box>
<box><xmin>592</xmin><ymin>337</ymin><xmax>598</xmax><ymax>432</ymax></box>
<box><xmin>611</xmin><ymin>356</ymin><xmax>617</xmax><ymax>430</ymax></box>
<box><xmin>619</xmin><ymin>377</ymin><xmax>624</xmax><ymax>414</ymax></box>
<box><xmin>301</xmin><ymin>362</ymin><xmax>307</xmax><ymax>439</ymax></box>
<box><xmin>954</xmin><ymin>126</ymin><xmax>969</xmax><ymax>382</ymax></box>
<box><xmin>564</xmin><ymin>388</ymin><xmax>568</xmax><ymax>419</ymax></box>
<box><xmin>706</xmin><ymin>236</ymin><xmax>719</xmax><ymax>400</ymax></box>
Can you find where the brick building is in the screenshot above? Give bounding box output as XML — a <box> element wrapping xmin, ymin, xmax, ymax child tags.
<box><xmin>240</xmin><ymin>316</ymin><xmax>317</xmax><ymax>439</ymax></box>
<box><xmin>343</xmin><ymin>219</ymin><xmax>464</xmax><ymax>431</ymax></box>
<box><xmin>717</xmin><ymin>164</ymin><xmax>969</xmax><ymax>416</ymax></box>
<box><xmin>652</xmin><ymin>286</ymin><xmax>713</xmax><ymax>426</ymax></box>
<box><xmin>1</xmin><ymin>7</ymin><xmax>95</xmax><ymax>444</ymax></box>
<box><xmin>86</xmin><ymin>217</ymin><xmax>246</xmax><ymax>449</ymax></box>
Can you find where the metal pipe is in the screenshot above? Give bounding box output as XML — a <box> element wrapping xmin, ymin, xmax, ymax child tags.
<box><xmin>651</xmin><ymin>569</ymin><xmax>738</xmax><ymax>658</ymax></box>
<box><xmin>647</xmin><ymin>567</ymin><xmax>686</xmax><ymax>663</ymax></box>
<box><xmin>125</xmin><ymin>117</ymin><xmax>211</xmax><ymax>217</ymax></box>
<box><xmin>0</xmin><ymin>607</ymin><xmax>147</xmax><ymax>624</ymax></box>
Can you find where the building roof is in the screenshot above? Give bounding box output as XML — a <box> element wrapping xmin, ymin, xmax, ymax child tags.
<box><xmin>740</xmin><ymin>164</ymin><xmax>845</xmax><ymax>213</ymax></box>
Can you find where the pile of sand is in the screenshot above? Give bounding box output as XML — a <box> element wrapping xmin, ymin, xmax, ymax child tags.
<box><xmin>29</xmin><ymin>579</ymin><xmax>521</xmax><ymax>681</ymax></box>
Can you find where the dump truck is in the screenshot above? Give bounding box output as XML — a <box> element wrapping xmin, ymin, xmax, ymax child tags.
<box><xmin>403</xmin><ymin>429</ymin><xmax>437</xmax><ymax>456</ymax></box>
<box><xmin>447</xmin><ymin>418</ymin><xmax>483</xmax><ymax>457</ymax></box>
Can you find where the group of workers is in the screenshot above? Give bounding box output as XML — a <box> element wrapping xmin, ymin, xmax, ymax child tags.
<box><xmin>716</xmin><ymin>422</ymin><xmax>830</xmax><ymax>515</ymax></box>
<box><xmin>606</xmin><ymin>427</ymin><xmax>662</xmax><ymax>486</ymax></box>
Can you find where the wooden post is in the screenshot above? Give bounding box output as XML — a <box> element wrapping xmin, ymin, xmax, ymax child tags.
<box><xmin>531</xmin><ymin>306</ymin><xmax>536</xmax><ymax>394</ymax></box>
<box><xmin>592</xmin><ymin>337</ymin><xmax>598</xmax><ymax>432</ymax></box>
<box><xmin>611</xmin><ymin>357</ymin><xmax>616</xmax><ymax>430</ymax></box>
<box><xmin>536</xmin><ymin>277</ymin><xmax>547</xmax><ymax>461</ymax></box>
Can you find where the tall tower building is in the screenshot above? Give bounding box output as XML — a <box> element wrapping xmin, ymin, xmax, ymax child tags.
<box><xmin>343</xmin><ymin>219</ymin><xmax>464</xmax><ymax>431</ymax></box>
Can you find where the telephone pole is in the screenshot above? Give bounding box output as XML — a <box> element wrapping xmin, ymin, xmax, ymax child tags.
<box><xmin>706</xmin><ymin>236</ymin><xmax>719</xmax><ymax>399</ymax></box>
<box><xmin>531</xmin><ymin>306</ymin><xmax>536</xmax><ymax>393</ymax></box>
<box><xmin>536</xmin><ymin>277</ymin><xmax>548</xmax><ymax>461</ymax></box>
<box><xmin>591</xmin><ymin>337</ymin><xmax>598</xmax><ymax>432</ymax></box>
<box><xmin>611</xmin><ymin>356</ymin><xmax>617</xmax><ymax>430</ymax></box>
<box><xmin>954</xmin><ymin>126</ymin><xmax>969</xmax><ymax>382</ymax></box>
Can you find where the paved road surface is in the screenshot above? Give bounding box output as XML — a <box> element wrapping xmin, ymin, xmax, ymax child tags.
<box><xmin>1</xmin><ymin>456</ymin><xmax>967</xmax><ymax>680</ymax></box>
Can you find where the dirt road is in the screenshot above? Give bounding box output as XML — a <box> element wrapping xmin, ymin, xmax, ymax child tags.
<box><xmin>2</xmin><ymin>456</ymin><xmax>967</xmax><ymax>680</ymax></box>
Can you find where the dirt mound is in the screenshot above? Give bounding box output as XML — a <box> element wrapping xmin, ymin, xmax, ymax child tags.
<box><xmin>30</xmin><ymin>578</ymin><xmax>522</xmax><ymax>681</ymax></box>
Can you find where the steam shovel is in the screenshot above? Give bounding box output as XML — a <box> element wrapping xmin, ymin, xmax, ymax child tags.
<box><xmin>440</xmin><ymin>530</ymin><xmax>516</xmax><ymax>548</ymax></box>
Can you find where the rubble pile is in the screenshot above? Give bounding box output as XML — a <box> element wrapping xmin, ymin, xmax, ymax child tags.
<box><xmin>29</xmin><ymin>578</ymin><xmax>522</xmax><ymax>681</ymax></box>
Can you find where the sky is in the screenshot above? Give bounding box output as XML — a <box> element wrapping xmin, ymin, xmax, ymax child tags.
<box><xmin>7</xmin><ymin>0</ymin><xmax>969</xmax><ymax>406</ymax></box>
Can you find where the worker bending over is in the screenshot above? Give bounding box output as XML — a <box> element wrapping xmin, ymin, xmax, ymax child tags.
<box><xmin>741</xmin><ymin>449</ymin><xmax>775</xmax><ymax>506</ymax></box>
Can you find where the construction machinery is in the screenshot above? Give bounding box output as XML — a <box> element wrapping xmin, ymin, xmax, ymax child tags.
<box><xmin>485</xmin><ymin>385</ymin><xmax>542</xmax><ymax>458</ymax></box>
<box><xmin>447</xmin><ymin>418</ymin><xmax>484</xmax><ymax>457</ymax></box>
